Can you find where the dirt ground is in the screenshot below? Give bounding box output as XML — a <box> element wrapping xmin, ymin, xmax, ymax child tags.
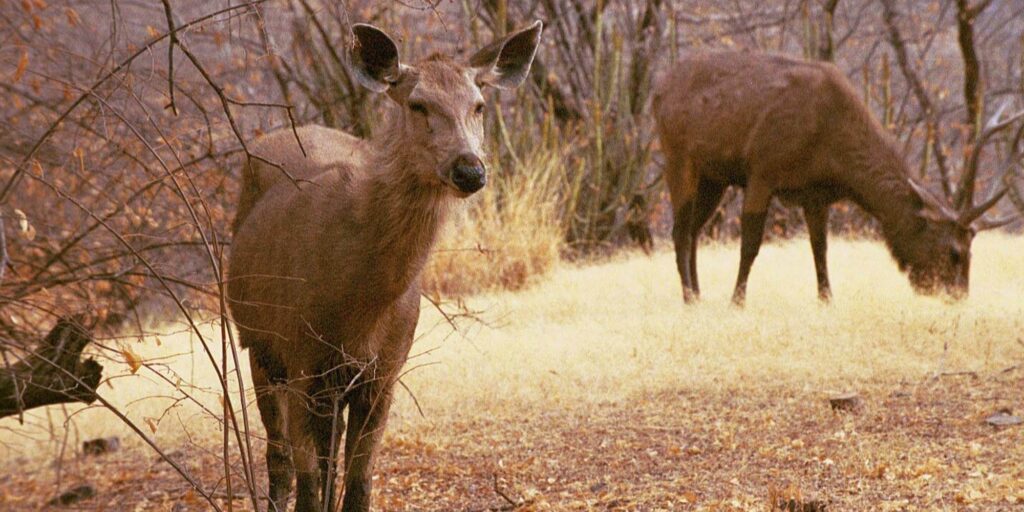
<box><xmin>2</xmin><ymin>236</ymin><xmax>1023</xmax><ymax>511</ymax></box>
<box><xmin>3</xmin><ymin>373</ymin><xmax>1022</xmax><ymax>511</ymax></box>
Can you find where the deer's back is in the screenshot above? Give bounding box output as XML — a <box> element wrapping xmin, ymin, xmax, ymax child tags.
<box><xmin>233</xmin><ymin>125</ymin><xmax>369</xmax><ymax>233</ymax></box>
<box><xmin>227</xmin><ymin>126</ymin><xmax>380</xmax><ymax>355</ymax></box>
<box><xmin>653</xmin><ymin>50</ymin><xmax>856</xmax><ymax>190</ymax></box>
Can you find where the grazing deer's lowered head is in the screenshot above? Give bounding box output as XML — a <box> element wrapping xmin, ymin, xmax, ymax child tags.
<box><xmin>900</xmin><ymin>179</ymin><xmax>976</xmax><ymax>298</ymax></box>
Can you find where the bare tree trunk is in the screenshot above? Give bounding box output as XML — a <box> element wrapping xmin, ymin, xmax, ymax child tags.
<box><xmin>0</xmin><ymin>318</ymin><xmax>102</xmax><ymax>420</ymax></box>
<box><xmin>817</xmin><ymin>0</ymin><xmax>841</xmax><ymax>61</ymax></box>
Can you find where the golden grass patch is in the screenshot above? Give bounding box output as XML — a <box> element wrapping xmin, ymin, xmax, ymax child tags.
<box><xmin>402</xmin><ymin>233</ymin><xmax>1023</xmax><ymax>422</ymax></box>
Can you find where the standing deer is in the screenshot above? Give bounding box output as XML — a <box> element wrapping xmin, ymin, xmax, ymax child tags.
<box><xmin>227</xmin><ymin>21</ymin><xmax>543</xmax><ymax>512</ymax></box>
<box><xmin>653</xmin><ymin>50</ymin><xmax>1013</xmax><ymax>305</ymax></box>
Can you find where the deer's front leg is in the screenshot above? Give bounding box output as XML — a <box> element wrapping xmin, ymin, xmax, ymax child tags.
<box><xmin>340</xmin><ymin>384</ymin><xmax>395</xmax><ymax>512</ymax></box>
<box><xmin>733</xmin><ymin>181</ymin><xmax>773</xmax><ymax>306</ymax></box>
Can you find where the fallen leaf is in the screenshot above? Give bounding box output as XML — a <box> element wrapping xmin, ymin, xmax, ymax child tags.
<box><xmin>65</xmin><ymin>7</ymin><xmax>80</xmax><ymax>26</ymax></box>
<box><xmin>13</xmin><ymin>51</ymin><xmax>28</xmax><ymax>82</ymax></box>
<box><xmin>13</xmin><ymin>209</ymin><xmax>28</xmax><ymax>232</ymax></box>
<box><xmin>122</xmin><ymin>347</ymin><xmax>143</xmax><ymax>374</ymax></box>
<box><xmin>12</xmin><ymin>209</ymin><xmax>35</xmax><ymax>241</ymax></box>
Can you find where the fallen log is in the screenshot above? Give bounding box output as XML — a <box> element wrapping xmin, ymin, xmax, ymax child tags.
<box><xmin>0</xmin><ymin>317</ymin><xmax>102</xmax><ymax>420</ymax></box>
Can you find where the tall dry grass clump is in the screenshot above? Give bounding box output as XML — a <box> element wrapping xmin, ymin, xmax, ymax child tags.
<box><xmin>423</xmin><ymin>114</ymin><xmax>567</xmax><ymax>296</ymax></box>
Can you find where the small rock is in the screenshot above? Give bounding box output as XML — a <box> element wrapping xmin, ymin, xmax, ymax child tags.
<box><xmin>985</xmin><ymin>411</ymin><xmax>1023</xmax><ymax>427</ymax></box>
<box><xmin>48</xmin><ymin>484</ymin><xmax>95</xmax><ymax>506</ymax></box>
<box><xmin>829</xmin><ymin>392</ymin><xmax>861</xmax><ymax>412</ymax></box>
<box><xmin>82</xmin><ymin>436</ymin><xmax>120</xmax><ymax>456</ymax></box>
<box><xmin>775</xmin><ymin>497</ymin><xmax>828</xmax><ymax>511</ymax></box>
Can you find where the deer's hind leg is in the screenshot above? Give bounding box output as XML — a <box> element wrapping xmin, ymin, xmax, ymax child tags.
<box><xmin>803</xmin><ymin>199</ymin><xmax>832</xmax><ymax>302</ymax></box>
<box><xmin>666</xmin><ymin>156</ymin><xmax>701</xmax><ymax>304</ymax></box>
<box><xmin>249</xmin><ymin>346</ymin><xmax>294</xmax><ymax>512</ymax></box>
<box><xmin>689</xmin><ymin>180</ymin><xmax>727</xmax><ymax>297</ymax></box>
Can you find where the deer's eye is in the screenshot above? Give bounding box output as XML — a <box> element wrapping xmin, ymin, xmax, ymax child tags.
<box><xmin>474</xmin><ymin>103</ymin><xmax>485</xmax><ymax>115</ymax></box>
<box><xmin>950</xmin><ymin>248</ymin><xmax>963</xmax><ymax>265</ymax></box>
<box><xmin>409</xmin><ymin>102</ymin><xmax>428</xmax><ymax>115</ymax></box>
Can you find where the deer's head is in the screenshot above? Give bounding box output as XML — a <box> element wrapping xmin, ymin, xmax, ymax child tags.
<box><xmin>902</xmin><ymin>192</ymin><xmax>972</xmax><ymax>298</ymax></box>
<box><xmin>902</xmin><ymin>178</ymin><xmax>1017</xmax><ymax>299</ymax></box>
<box><xmin>349</xmin><ymin>21</ymin><xmax>543</xmax><ymax>197</ymax></box>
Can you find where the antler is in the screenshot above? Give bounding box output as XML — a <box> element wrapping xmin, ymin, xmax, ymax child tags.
<box><xmin>908</xmin><ymin>178</ymin><xmax>959</xmax><ymax>220</ymax></box>
<box><xmin>974</xmin><ymin>214</ymin><xmax>1020</xmax><ymax>231</ymax></box>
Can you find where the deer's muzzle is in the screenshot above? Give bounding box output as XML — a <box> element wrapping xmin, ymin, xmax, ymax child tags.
<box><xmin>449</xmin><ymin>154</ymin><xmax>487</xmax><ymax>194</ymax></box>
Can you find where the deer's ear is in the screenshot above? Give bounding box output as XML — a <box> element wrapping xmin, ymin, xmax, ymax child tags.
<box><xmin>350</xmin><ymin>24</ymin><xmax>407</xmax><ymax>93</ymax></box>
<box><xmin>469</xmin><ymin>20</ymin><xmax>543</xmax><ymax>90</ymax></box>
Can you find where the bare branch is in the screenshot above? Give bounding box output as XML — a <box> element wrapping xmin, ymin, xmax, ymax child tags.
<box><xmin>0</xmin><ymin>212</ymin><xmax>8</xmax><ymax>286</ymax></box>
<box><xmin>953</xmin><ymin>0</ymin><xmax>995</xmax><ymax>210</ymax></box>
<box><xmin>162</xmin><ymin>0</ymin><xmax>179</xmax><ymax>116</ymax></box>
<box><xmin>0</xmin><ymin>1</ymin><xmax>269</xmax><ymax>206</ymax></box>
<box><xmin>880</xmin><ymin>0</ymin><xmax>955</xmax><ymax>199</ymax></box>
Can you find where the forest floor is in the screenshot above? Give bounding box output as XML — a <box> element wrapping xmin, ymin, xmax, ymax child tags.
<box><xmin>2</xmin><ymin>235</ymin><xmax>1023</xmax><ymax>511</ymax></box>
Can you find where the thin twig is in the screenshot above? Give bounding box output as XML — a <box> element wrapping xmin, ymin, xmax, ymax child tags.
<box><xmin>0</xmin><ymin>212</ymin><xmax>8</xmax><ymax>285</ymax></box>
<box><xmin>163</xmin><ymin>0</ymin><xmax>179</xmax><ymax>116</ymax></box>
<box><xmin>494</xmin><ymin>475</ymin><xmax>516</xmax><ymax>506</ymax></box>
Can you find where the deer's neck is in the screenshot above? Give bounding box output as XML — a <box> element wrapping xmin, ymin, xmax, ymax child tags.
<box><xmin>837</xmin><ymin>133</ymin><xmax>924</xmax><ymax>269</ymax></box>
<box><xmin>358</xmin><ymin>134</ymin><xmax>450</xmax><ymax>300</ymax></box>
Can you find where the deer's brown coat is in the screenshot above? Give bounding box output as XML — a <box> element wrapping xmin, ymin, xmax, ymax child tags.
<box><xmin>653</xmin><ymin>50</ymin><xmax>975</xmax><ymax>304</ymax></box>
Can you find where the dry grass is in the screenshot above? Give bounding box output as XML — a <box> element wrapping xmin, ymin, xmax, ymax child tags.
<box><xmin>406</xmin><ymin>233</ymin><xmax>1023</xmax><ymax>417</ymax></box>
<box><xmin>422</xmin><ymin>145</ymin><xmax>566</xmax><ymax>297</ymax></box>
<box><xmin>1</xmin><ymin>234</ymin><xmax>1022</xmax><ymax>510</ymax></box>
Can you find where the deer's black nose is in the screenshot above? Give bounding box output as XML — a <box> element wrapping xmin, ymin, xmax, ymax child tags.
<box><xmin>450</xmin><ymin>154</ymin><xmax>486</xmax><ymax>194</ymax></box>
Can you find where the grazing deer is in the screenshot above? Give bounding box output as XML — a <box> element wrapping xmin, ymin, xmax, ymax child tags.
<box><xmin>227</xmin><ymin>21</ymin><xmax>543</xmax><ymax>512</ymax></box>
<box><xmin>653</xmin><ymin>50</ymin><xmax>1013</xmax><ymax>305</ymax></box>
